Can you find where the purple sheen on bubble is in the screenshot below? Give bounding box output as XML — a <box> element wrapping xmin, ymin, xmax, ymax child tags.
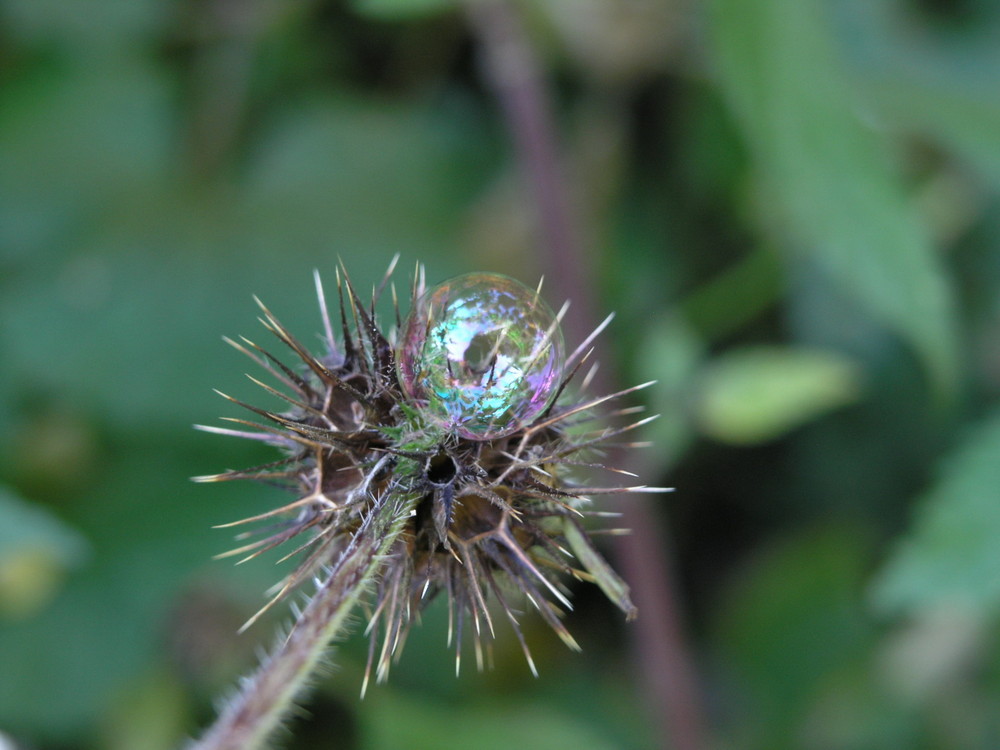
<box><xmin>396</xmin><ymin>273</ymin><xmax>565</xmax><ymax>440</ymax></box>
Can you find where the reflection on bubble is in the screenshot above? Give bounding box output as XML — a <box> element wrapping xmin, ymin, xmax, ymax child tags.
<box><xmin>396</xmin><ymin>273</ymin><xmax>565</xmax><ymax>439</ymax></box>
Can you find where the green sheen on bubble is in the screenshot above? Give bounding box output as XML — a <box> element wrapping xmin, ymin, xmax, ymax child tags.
<box><xmin>396</xmin><ymin>273</ymin><xmax>565</xmax><ymax>440</ymax></box>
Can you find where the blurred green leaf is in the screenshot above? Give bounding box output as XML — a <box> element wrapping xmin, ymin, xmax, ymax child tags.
<box><xmin>712</xmin><ymin>527</ymin><xmax>874</xmax><ymax>747</ymax></box>
<box><xmin>708</xmin><ymin>0</ymin><xmax>959</xmax><ymax>394</ymax></box>
<box><xmin>0</xmin><ymin>91</ymin><xmax>485</xmax><ymax>431</ymax></box>
<box><xmin>680</xmin><ymin>247</ymin><xmax>784</xmax><ymax>341</ymax></box>
<box><xmin>877</xmin><ymin>607</ymin><xmax>986</xmax><ymax>706</ymax></box>
<box><xmin>869</xmin><ymin>77</ymin><xmax>1000</xmax><ymax>187</ymax></box>
<box><xmin>837</xmin><ymin>0</ymin><xmax>1000</xmax><ymax>186</ymax></box>
<box><xmin>363</xmin><ymin>690</ymin><xmax>621</xmax><ymax>750</ymax></box>
<box><xmin>871</xmin><ymin>408</ymin><xmax>1000</xmax><ymax>616</ymax></box>
<box><xmin>795</xmin><ymin>660</ymin><xmax>920</xmax><ymax>750</ymax></box>
<box><xmin>696</xmin><ymin>346</ymin><xmax>861</xmax><ymax>445</ymax></box>
<box><xmin>100</xmin><ymin>668</ymin><xmax>189</xmax><ymax>750</ymax></box>
<box><xmin>0</xmin><ymin>57</ymin><xmax>171</xmax><ymax>263</ymax></box>
<box><xmin>0</xmin><ymin>439</ymin><xmax>276</xmax><ymax>741</ymax></box>
<box><xmin>635</xmin><ymin>315</ymin><xmax>703</xmax><ymax>461</ymax></box>
<box><xmin>351</xmin><ymin>0</ymin><xmax>458</xmax><ymax>20</ymax></box>
<box><xmin>242</xmin><ymin>98</ymin><xmax>481</xmax><ymax>259</ymax></box>
<box><xmin>0</xmin><ymin>486</ymin><xmax>88</xmax><ymax>619</ymax></box>
<box><xmin>1</xmin><ymin>0</ymin><xmax>164</xmax><ymax>47</ymax></box>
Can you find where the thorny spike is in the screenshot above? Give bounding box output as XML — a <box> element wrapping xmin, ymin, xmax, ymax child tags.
<box><xmin>547</xmin><ymin>416</ymin><xmax>662</xmax><ymax>460</ymax></box>
<box><xmin>236</xmin><ymin>336</ymin><xmax>319</xmax><ymax>402</ymax></box>
<box><xmin>212</xmin><ymin>390</ymin><xmax>348</xmax><ymax>448</ymax></box>
<box><xmin>453</xmin><ymin>540</ymin><xmax>495</xmax><ymax>639</ymax></box>
<box><xmin>566</xmin><ymin>312</ymin><xmax>615</xmax><ymax>371</ymax></box>
<box><xmin>335</xmin><ymin>266</ymin><xmax>356</xmax><ymax>366</ymax></box>
<box><xmin>194</xmin><ymin>459</ymin><xmax>303</xmax><ymax>487</ymax></box>
<box><xmin>538</xmin><ymin>347</ymin><xmax>593</xmax><ymax>421</ymax></box>
<box><xmin>375</xmin><ymin>253</ymin><xmax>401</xmax><ymax>305</ymax></box>
<box><xmin>483</xmin><ymin>564</ymin><xmax>539</xmax><ymax>677</ymax></box>
<box><xmin>216</xmin><ymin>416</ymin><xmax>329</xmax><ymax>450</ymax></box>
<box><xmin>257</xmin><ymin>295</ymin><xmax>371</xmax><ymax>404</ymax></box>
<box><xmin>193</xmin><ymin>423</ymin><xmax>284</xmax><ymax>444</ymax></box>
<box><xmin>496</xmin><ymin>523</ymin><xmax>573</xmax><ymax>611</ymax></box>
<box><xmin>274</xmin><ymin>523</ymin><xmax>337</xmax><ymax>565</ymax></box>
<box><xmin>226</xmin><ymin>335</ymin><xmax>311</xmax><ymax>398</ymax></box>
<box><xmin>337</xmin><ymin>260</ymin><xmax>371</xmax><ymax>379</ymax></box>
<box><xmin>313</xmin><ymin>269</ymin><xmax>337</xmax><ymax>359</ymax></box>
<box><xmin>245</xmin><ymin>374</ymin><xmax>330</xmax><ymax>424</ymax></box>
<box><xmin>410</xmin><ymin>261</ymin><xmax>425</xmax><ymax>309</ymax></box>
<box><xmin>210</xmin><ymin>493</ymin><xmax>321</xmax><ymax>528</ymax></box>
<box><xmin>391</xmin><ymin>282</ymin><xmax>402</xmax><ymax>331</ymax></box>
<box><xmin>522</xmin><ymin>380</ymin><xmax>657</xmax><ymax>435</ymax></box>
<box><xmin>341</xmin><ymin>266</ymin><xmax>398</xmax><ymax>378</ymax></box>
<box><xmin>223</xmin><ymin>336</ymin><xmax>299</xmax><ymax>394</ymax></box>
<box><xmin>579</xmin><ymin>361</ymin><xmax>600</xmax><ymax>393</ymax></box>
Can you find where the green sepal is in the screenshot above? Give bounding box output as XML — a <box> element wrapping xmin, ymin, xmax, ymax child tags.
<box><xmin>563</xmin><ymin>518</ymin><xmax>637</xmax><ymax>620</ymax></box>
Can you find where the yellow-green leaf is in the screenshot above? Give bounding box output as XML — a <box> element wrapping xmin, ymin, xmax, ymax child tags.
<box><xmin>697</xmin><ymin>346</ymin><xmax>861</xmax><ymax>445</ymax></box>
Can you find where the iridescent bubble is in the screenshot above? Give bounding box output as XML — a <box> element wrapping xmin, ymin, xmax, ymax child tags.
<box><xmin>397</xmin><ymin>273</ymin><xmax>565</xmax><ymax>440</ymax></box>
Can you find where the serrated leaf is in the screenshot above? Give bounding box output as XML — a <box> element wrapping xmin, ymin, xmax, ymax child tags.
<box><xmin>708</xmin><ymin>0</ymin><xmax>959</xmax><ymax>394</ymax></box>
<box><xmin>697</xmin><ymin>346</ymin><xmax>861</xmax><ymax>445</ymax></box>
<box><xmin>870</xmin><ymin>408</ymin><xmax>1000</xmax><ymax>616</ymax></box>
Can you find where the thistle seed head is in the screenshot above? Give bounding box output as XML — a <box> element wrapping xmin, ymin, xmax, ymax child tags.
<box><xmin>196</xmin><ymin>259</ymin><xmax>660</xmax><ymax>688</ymax></box>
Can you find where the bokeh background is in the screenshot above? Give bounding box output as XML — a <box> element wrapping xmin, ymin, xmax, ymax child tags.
<box><xmin>3</xmin><ymin>0</ymin><xmax>1000</xmax><ymax>748</ymax></box>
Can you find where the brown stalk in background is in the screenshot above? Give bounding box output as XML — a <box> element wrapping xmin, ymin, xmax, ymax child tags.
<box><xmin>468</xmin><ymin>2</ymin><xmax>708</xmax><ymax>748</ymax></box>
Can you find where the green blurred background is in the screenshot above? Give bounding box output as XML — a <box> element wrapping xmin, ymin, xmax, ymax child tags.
<box><xmin>3</xmin><ymin>0</ymin><xmax>1000</xmax><ymax>748</ymax></box>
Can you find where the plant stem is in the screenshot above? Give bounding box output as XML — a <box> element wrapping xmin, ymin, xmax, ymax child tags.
<box><xmin>188</xmin><ymin>492</ymin><xmax>418</xmax><ymax>750</ymax></box>
<box><xmin>468</xmin><ymin>3</ymin><xmax>709</xmax><ymax>749</ymax></box>
<box><xmin>465</xmin><ymin>0</ymin><xmax>594</xmax><ymax>350</ymax></box>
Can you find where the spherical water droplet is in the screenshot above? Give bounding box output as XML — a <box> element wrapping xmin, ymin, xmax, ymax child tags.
<box><xmin>397</xmin><ymin>273</ymin><xmax>565</xmax><ymax>439</ymax></box>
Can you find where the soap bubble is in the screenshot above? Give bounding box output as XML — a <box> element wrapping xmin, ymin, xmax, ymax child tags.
<box><xmin>397</xmin><ymin>273</ymin><xmax>565</xmax><ymax>439</ymax></box>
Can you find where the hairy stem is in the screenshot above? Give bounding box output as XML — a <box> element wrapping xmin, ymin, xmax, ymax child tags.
<box><xmin>188</xmin><ymin>492</ymin><xmax>419</xmax><ymax>750</ymax></box>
